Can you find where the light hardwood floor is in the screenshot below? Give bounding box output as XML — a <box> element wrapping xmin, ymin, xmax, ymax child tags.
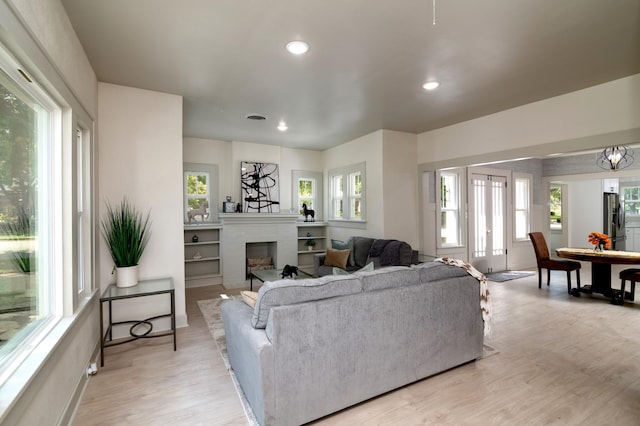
<box><xmin>74</xmin><ymin>264</ymin><xmax>640</xmax><ymax>425</ymax></box>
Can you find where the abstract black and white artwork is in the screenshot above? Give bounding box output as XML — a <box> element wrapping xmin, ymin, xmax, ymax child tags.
<box><xmin>241</xmin><ymin>161</ymin><xmax>280</xmax><ymax>213</ymax></box>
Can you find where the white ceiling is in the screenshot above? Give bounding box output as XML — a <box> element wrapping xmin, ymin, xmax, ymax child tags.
<box><xmin>61</xmin><ymin>0</ymin><xmax>640</xmax><ymax>151</ymax></box>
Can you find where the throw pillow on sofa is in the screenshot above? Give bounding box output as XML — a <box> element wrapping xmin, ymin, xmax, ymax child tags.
<box><xmin>324</xmin><ymin>248</ymin><xmax>350</xmax><ymax>269</ymax></box>
<box><xmin>240</xmin><ymin>290</ymin><xmax>258</xmax><ymax>308</ymax></box>
<box><xmin>331</xmin><ymin>238</ymin><xmax>355</xmax><ymax>266</ymax></box>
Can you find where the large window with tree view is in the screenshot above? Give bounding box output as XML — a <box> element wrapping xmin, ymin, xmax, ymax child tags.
<box><xmin>0</xmin><ymin>65</ymin><xmax>53</xmax><ymax>370</ymax></box>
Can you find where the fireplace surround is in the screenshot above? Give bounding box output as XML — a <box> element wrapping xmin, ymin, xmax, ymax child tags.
<box><xmin>220</xmin><ymin>213</ymin><xmax>299</xmax><ymax>288</ymax></box>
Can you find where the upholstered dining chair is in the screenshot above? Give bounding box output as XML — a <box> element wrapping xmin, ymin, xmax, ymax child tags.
<box><xmin>528</xmin><ymin>232</ymin><xmax>581</xmax><ymax>294</ymax></box>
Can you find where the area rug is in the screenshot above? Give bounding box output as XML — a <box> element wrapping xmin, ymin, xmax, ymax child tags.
<box><xmin>198</xmin><ymin>297</ymin><xmax>499</xmax><ymax>425</ymax></box>
<box><xmin>197</xmin><ymin>297</ymin><xmax>259</xmax><ymax>426</ymax></box>
<box><xmin>485</xmin><ymin>270</ymin><xmax>535</xmax><ymax>282</ymax></box>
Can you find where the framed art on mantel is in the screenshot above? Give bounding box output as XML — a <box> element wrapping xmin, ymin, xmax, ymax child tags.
<box><xmin>241</xmin><ymin>161</ymin><xmax>280</xmax><ymax>213</ymax></box>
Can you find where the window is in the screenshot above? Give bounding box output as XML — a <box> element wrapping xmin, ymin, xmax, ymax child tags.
<box><xmin>439</xmin><ymin>171</ymin><xmax>461</xmax><ymax>246</ymax></box>
<box><xmin>0</xmin><ymin>53</ymin><xmax>59</xmax><ymax>375</ymax></box>
<box><xmin>292</xmin><ymin>170</ymin><xmax>323</xmax><ymax>221</ymax></box>
<box><xmin>329</xmin><ymin>163</ymin><xmax>365</xmax><ymax>221</ymax></box>
<box><xmin>623</xmin><ymin>186</ymin><xmax>640</xmax><ymax>217</ymax></box>
<box><xmin>514</xmin><ymin>174</ymin><xmax>531</xmax><ymax>240</ymax></box>
<box><xmin>183</xmin><ymin>163</ymin><xmax>218</xmax><ymax>223</ymax></box>
<box><xmin>550</xmin><ymin>184</ymin><xmax>562</xmax><ymax>230</ymax></box>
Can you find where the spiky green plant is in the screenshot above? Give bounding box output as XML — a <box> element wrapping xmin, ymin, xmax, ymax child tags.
<box><xmin>101</xmin><ymin>198</ymin><xmax>151</xmax><ymax>267</ymax></box>
<box><xmin>0</xmin><ymin>208</ymin><xmax>35</xmax><ymax>273</ymax></box>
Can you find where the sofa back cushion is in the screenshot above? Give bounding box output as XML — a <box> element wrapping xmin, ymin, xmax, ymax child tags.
<box><xmin>357</xmin><ymin>266</ymin><xmax>419</xmax><ymax>292</ymax></box>
<box><xmin>252</xmin><ymin>275</ymin><xmax>362</xmax><ymax>328</ymax></box>
<box><xmin>352</xmin><ymin>236</ymin><xmax>375</xmax><ymax>267</ymax></box>
<box><xmin>412</xmin><ymin>261</ymin><xmax>469</xmax><ymax>282</ymax></box>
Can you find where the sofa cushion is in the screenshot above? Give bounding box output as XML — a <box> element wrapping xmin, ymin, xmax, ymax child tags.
<box><xmin>324</xmin><ymin>248</ymin><xmax>350</xmax><ymax>269</ymax></box>
<box><xmin>333</xmin><ymin>261</ymin><xmax>374</xmax><ymax>275</ymax></box>
<box><xmin>332</xmin><ymin>238</ymin><xmax>355</xmax><ymax>266</ymax></box>
<box><xmin>352</xmin><ymin>236</ymin><xmax>375</xmax><ymax>267</ymax></box>
<box><xmin>357</xmin><ymin>266</ymin><xmax>420</xmax><ymax>292</ymax></box>
<box><xmin>412</xmin><ymin>261</ymin><xmax>469</xmax><ymax>282</ymax></box>
<box><xmin>251</xmin><ymin>275</ymin><xmax>362</xmax><ymax>328</ymax></box>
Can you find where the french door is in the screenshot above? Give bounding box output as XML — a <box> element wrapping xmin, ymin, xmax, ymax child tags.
<box><xmin>469</xmin><ymin>172</ymin><xmax>507</xmax><ymax>273</ymax></box>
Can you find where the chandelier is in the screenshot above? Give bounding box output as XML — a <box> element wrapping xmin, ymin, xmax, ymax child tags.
<box><xmin>596</xmin><ymin>146</ymin><xmax>634</xmax><ymax>171</ymax></box>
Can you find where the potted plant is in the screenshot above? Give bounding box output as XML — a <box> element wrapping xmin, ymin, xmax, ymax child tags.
<box><xmin>101</xmin><ymin>198</ymin><xmax>151</xmax><ymax>287</ymax></box>
<box><xmin>305</xmin><ymin>239</ymin><xmax>316</xmax><ymax>251</ymax></box>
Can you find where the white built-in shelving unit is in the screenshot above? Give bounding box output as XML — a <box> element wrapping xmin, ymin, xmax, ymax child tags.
<box><xmin>296</xmin><ymin>222</ymin><xmax>327</xmax><ymax>274</ymax></box>
<box><xmin>184</xmin><ymin>224</ymin><xmax>222</xmax><ymax>287</ymax></box>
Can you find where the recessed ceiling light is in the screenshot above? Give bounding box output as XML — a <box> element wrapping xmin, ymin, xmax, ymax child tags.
<box><xmin>422</xmin><ymin>81</ymin><xmax>440</xmax><ymax>91</ymax></box>
<box><xmin>277</xmin><ymin>120</ymin><xmax>288</xmax><ymax>131</ymax></box>
<box><xmin>285</xmin><ymin>40</ymin><xmax>309</xmax><ymax>55</ymax></box>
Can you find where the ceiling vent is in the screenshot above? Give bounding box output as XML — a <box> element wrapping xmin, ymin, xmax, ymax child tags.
<box><xmin>246</xmin><ymin>114</ymin><xmax>267</xmax><ymax>121</ymax></box>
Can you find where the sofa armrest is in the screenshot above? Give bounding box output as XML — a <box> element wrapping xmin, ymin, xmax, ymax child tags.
<box><xmin>313</xmin><ymin>253</ymin><xmax>326</xmax><ymax>277</ymax></box>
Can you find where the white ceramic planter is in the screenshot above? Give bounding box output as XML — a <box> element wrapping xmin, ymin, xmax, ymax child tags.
<box><xmin>116</xmin><ymin>265</ymin><xmax>139</xmax><ymax>288</ymax></box>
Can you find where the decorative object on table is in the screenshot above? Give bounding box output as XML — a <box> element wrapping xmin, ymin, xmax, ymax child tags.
<box><xmin>240</xmin><ymin>161</ymin><xmax>280</xmax><ymax>213</ymax></box>
<box><xmin>192</xmin><ymin>235</ymin><xmax>199</xmax><ymax>243</ymax></box>
<box><xmin>588</xmin><ymin>231</ymin><xmax>611</xmax><ymax>252</ymax></box>
<box><xmin>596</xmin><ymin>145</ymin><xmax>634</xmax><ymax>171</ymax></box>
<box><xmin>193</xmin><ymin>252</ymin><xmax>202</xmax><ymax>260</ymax></box>
<box><xmin>187</xmin><ymin>200</ymin><xmax>209</xmax><ymax>223</ymax></box>
<box><xmin>101</xmin><ymin>197</ymin><xmax>151</xmax><ymax>288</ymax></box>
<box><xmin>223</xmin><ymin>196</ymin><xmax>236</xmax><ymax>213</ymax></box>
<box><xmin>236</xmin><ymin>202</ymin><xmax>242</xmax><ymax>213</ymax></box>
<box><xmin>306</xmin><ymin>232</ymin><xmax>311</xmax><ymax>237</ymax></box>
<box><xmin>302</xmin><ymin>203</ymin><xmax>315</xmax><ymax>222</ymax></box>
<box><xmin>305</xmin><ymin>239</ymin><xmax>317</xmax><ymax>251</ymax></box>
<box><xmin>280</xmin><ymin>264</ymin><xmax>299</xmax><ymax>279</ymax></box>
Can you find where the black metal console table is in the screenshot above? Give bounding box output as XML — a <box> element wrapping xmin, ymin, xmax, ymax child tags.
<box><xmin>100</xmin><ymin>277</ymin><xmax>176</xmax><ymax>366</ymax></box>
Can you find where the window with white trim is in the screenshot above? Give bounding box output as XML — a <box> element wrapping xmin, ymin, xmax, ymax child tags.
<box><xmin>329</xmin><ymin>163</ymin><xmax>365</xmax><ymax>221</ymax></box>
<box><xmin>0</xmin><ymin>43</ymin><xmax>95</xmax><ymax>382</ymax></box>
<box><xmin>0</xmin><ymin>52</ymin><xmax>58</xmax><ymax>376</ymax></box>
<box><xmin>514</xmin><ymin>173</ymin><xmax>532</xmax><ymax>241</ymax></box>
<box><xmin>292</xmin><ymin>170</ymin><xmax>323</xmax><ymax>221</ymax></box>
<box><xmin>438</xmin><ymin>171</ymin><xmax>462</xmax><ymax>246</ymax></box>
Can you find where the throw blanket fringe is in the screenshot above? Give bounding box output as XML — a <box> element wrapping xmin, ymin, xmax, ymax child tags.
<box><xmin>435</xmin><ymin>257</ymin><xmax>492</xmax><ymax>336</ymax></box>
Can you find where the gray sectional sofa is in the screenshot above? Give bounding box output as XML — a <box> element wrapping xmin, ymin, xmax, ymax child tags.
<box><xmin>314</xmin><ymin>236</ymin><xmax>417</xmax><ymax>276</ymax></box>
<box><xmin>221</xmin><ymin>261</ymin><xmax>485</xmax><ymax>426</ymax></box>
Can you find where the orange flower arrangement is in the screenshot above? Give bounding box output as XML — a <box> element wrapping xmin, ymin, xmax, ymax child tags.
<box><xmin>588</xmin><ymin>231</ymin><xmax>611</xmax><ymax>249</ymax></box>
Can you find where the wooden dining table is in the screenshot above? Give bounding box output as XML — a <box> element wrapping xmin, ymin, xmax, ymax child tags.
<box><xmin>556</xmin><ymin>247</ymin><xmax>640</xmax><ymax>304</ymax></box>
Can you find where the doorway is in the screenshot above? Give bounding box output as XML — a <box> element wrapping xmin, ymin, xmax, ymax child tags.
<box><xmin>469</xmin><ymin>171</ymin><xmax>508</xmax><ymax>273</ymax></box>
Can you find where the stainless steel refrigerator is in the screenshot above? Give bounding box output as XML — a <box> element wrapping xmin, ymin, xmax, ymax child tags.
<box><xmin>604</xmin><ymin>192</ymin><xmax>626</xmax><ymax>250</ymax></box>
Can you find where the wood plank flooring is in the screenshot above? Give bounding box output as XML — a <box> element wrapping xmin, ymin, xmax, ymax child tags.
<box><xmin>74</xmin><ymin>264</ymin><xmax>640</xmax><ymax>425</ymax></box>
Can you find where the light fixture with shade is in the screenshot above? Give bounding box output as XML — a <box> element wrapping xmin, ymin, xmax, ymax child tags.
<box><xmin>596</xmin><ymin>145</ymin><xmax>634</xmax><ymax>171</ymax></box>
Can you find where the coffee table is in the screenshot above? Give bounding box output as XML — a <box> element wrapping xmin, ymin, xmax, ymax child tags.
<box><xmin>249</xmin><ymin>268</ymin><xmax>312</xmax><ymax>290</ymax></box>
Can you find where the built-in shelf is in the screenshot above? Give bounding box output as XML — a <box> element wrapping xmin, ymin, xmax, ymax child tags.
<box><xmin>184</xmin><ymin>224</ymin><xmax>222</xmax><ymax>287</ymax></box>
<box><xmin>297</xmin><ymin>222</ymin><xmax>327</xmax><ymax>275</ymax></box>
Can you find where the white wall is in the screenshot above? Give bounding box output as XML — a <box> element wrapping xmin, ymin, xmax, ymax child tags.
<box><xmin>99</xmin><ymin>83</ymin><xmax>186</xmax><ymax>334</ymax></box>
<box><xmin>322</xmin><ymin>130</ymin><xmax>384</xmax><ymax>242</ymax></box>
<box><xmin>417</xmin><ymin>73</ymin><xmax>640</xmax><ymax>166</ymax></box>
<box><xmin>381</xmin><ymin>130</ymin><xmax>418</xmax><ymax>247</ymax></box>
<box><xmin>183</xmin><ymin>138</ymin><xmax>324</xmax><ymax>213</ymax></box>
<box><xmin>566</xmin><ymin>180</ymin><xmax>602</xmax><ymax>248</ymax></box>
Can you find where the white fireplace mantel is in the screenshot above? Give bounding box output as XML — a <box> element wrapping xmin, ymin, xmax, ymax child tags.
<box><xmin>219</xmin><ymin>213</ymin><xmax>299</xmax><ymax>225</ymax></box>
<box><xmin>220</xmin><ymin>213</ymin><xmax>300</xmax><ymax>288</ymax></box>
